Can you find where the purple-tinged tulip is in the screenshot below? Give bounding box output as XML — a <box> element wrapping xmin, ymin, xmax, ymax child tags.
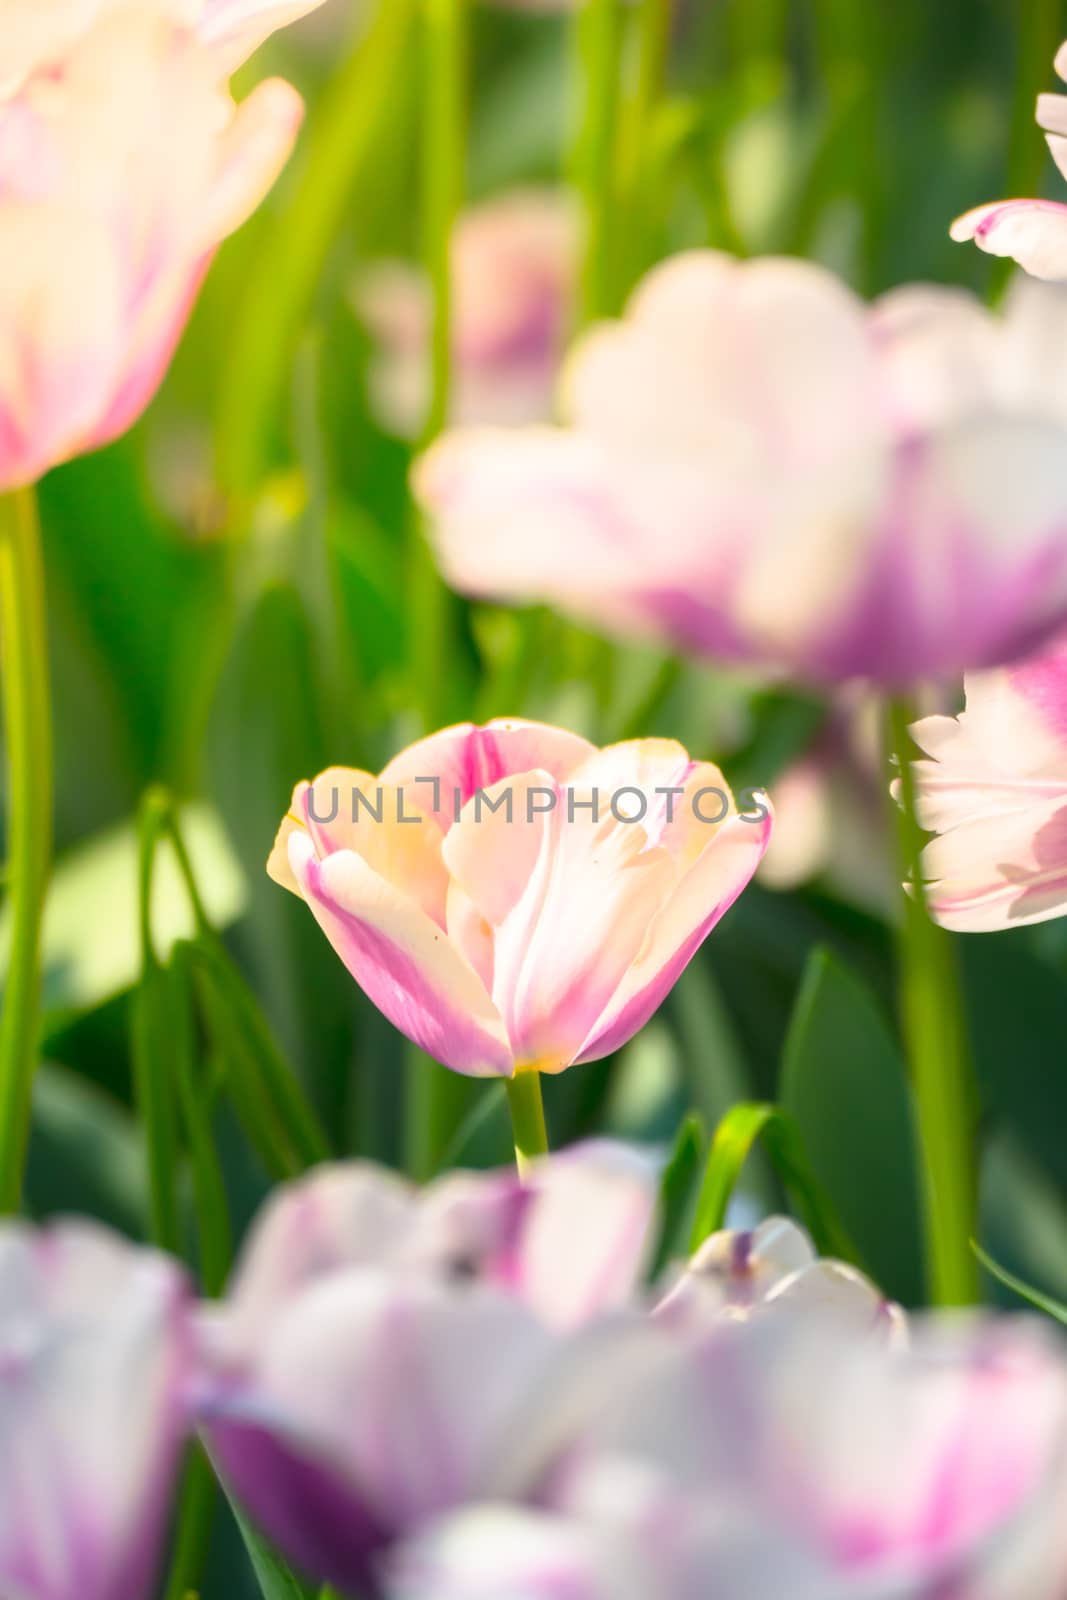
<box><xmin>356</xmin><ymin>190</ymin><xmax>577</xmax><ymax>436</ymax></box>
<box><xmin>657</xmin><ymin>1217</ymin><xmax>906</xmax><ymax>1346</ymax></box>
<box><xmin>268</xmin><ymin>720</ymin><xmax>771</xmax><ymax>1078</ymax></box>
<box><xmin>416</xmin><ymin>255</ymin><xmax>1067</xmax><ymax>687</ymax></box>
<box><xmin>576</xmin><ymin>1313</ymin><xmax>1067</xmax><ymax>1600</ymax></box>
<box><xmin>199</xmin><ymin>1272</ymin><xmax>657</xmax><ymax>1596</ymax></box>
<box><xmin>212</xmin><ymin>1142</ymin><xmax>658</xmax><ymax>1343</ymax></box>
<box><xmin>910</xmin><ymin>634</ymin><xmax>1067</xmax><ymax>930</ymax></box>
<box><xmin>0</xmin><ymin>1220</ymin><xmax>192</xmax><ymax>1600</ymax></box>
<box><xmin>952</xmin><ymin>40</ymin><xmax>1067</xmax><ymax>280</ymax></box>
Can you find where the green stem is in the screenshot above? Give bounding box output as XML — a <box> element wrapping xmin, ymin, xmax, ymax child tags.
<box><xmin>574</xmin><ymin>0</ymin><xmax>626</xmax><ymax>324</ymax></box>
<box><xmin>0</xmin><ymin>487</ymin><xmax>52</xmax><ymax>1215</ymax></box>
<box><xmin>505</xmin><ymin>1072</ymin><xmax>549</xmax><ymax>1180</ymax></box>
<box><xmin>163</xmin><ymin>1446</ymin><xmax>218</xmax><ymax>1600</ymax></box>
<box><xmin>888</xmin><ymin>698</ymin><xmax>979</xmax><ymax>1307</ymax></box>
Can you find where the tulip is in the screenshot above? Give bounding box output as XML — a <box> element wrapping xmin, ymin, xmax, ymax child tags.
<box><xmin>910</xmin><ymin>634</ymin><xmax>1067</xmax><ymax>931</ymax></box>
<box><xmin>0</xmin><ymin>4</ymin><xmax>307</xmax><ymax>492</ymax></box>
<box><xmin>0</xmin><ymin>1220</ymin><xmax>192</xmax><ymax>1600</ymax></box>
<box><xmin>356</xmin><ymin>190</ymin><xmax>577</xmax><ymax>436</ymax></box>
<box><xmin>268</xmin><ymin>719</ymin><xmax>771</xmax><ymax>1080</ymax></box>
<box><xmin>212</xmin><ymin>1141</ymin><xmax>658</xmax><ymax>1342</ymax></box>
<box><xmin>656</xmin><ymin>1217</ymin><xmax>907</xmax><ymax>1346</ymax></box>
<box><xmin>416</xmin><ymin>254</ymin><xmax>1067</xmax><ymax>688</ymax></box>
<box><xmin>952</xmin><ymin>40</ymin><xmax>1067</xmax><ymax>280</ymax></box>
<box><xmin>199</xmin><ymin>1272</ymin><xmax>658</xmax><ymax>1597</ymax></box>
<box><xmin>572</xmin><ymin>1314</ymin><xmax>1067</xmax><ymax>1600</ymax></box>
<box><xmin>0</xmin><ymin>0</ymin><xmax>330</xmax><ymax>94</ymax></box>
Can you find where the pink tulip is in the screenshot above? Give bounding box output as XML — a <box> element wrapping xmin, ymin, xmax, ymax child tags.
<box><xmin>356</xmin><ymin>189</ymin><xmax>577</xmax><ymax>436</ymax></box>
<box><xmin>910</xmin><ymin>634</ymin><xmax>1067</xmax><ymax>931</ymax></box>
<box><xmin>416</xmin><ymin>254</ymin><xmax>1067</xmax><ymax>687</ymax></box>
<box><xmin>268</xmin><ymin>719</ymin><xmax>771</xmax><ymax>1078</ymax></box>
<box><xmin>0</xmin><ymin>1220</ymin><xmax>192</xmax><ymax>1600</ymax></box>
<box><xmin>0</xmin><ymin>0</ymin><xmax>330</xmax><ymax>92</ymax></box>
<box><xmin>0</xmin><ymin>3</ymin><xmax>308</xmax><ymax>492</ymax></box>
<box><xmin>952</xmin><ymin>39</ymin><xmax>1067</xmax><ymax>279</ymax></box>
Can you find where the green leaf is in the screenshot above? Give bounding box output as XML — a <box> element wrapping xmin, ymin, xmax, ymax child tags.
<box><xmin>129</xmin><ymin>960</ymin><xmax>182</xmax><ymax>1253</ymax></box>
<box><xmin>650</xmin><ymin>1112</ymin><xmax>704</xmax><ymax>1277</ymax></box>
<box><xmin>229</xmin><ymin>1502</ymin><xmax>318</xmax><ymax>1600</ymax></box>
<box><xmin>781</xmin><ymin>947</ymin><xmax>925</xmax><ymax>1306</ymax></box>
<box><xmin>689</xmin><ymin>1100</ymin><xmax>857</xmax><ymax>1263</ymax></box>
<box><xmin>973</xmin><ymin>1243</ymin><xmax>1067</xmax><ymax>1328</ymax></box>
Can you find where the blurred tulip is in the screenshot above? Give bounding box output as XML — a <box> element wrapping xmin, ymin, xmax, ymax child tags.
<box><xmin>0</xmin><ymin>4</ymin><xmax>306</xmax><ymax>491</ymax></box>
<box><xmin>910</xmin><ymin>634</ymin><xmax>1067</xmax><ymax>931</ymax></box>
<box><xmin>213</xmin><ymin>1141</ymin><xmax>658</xmax><ymax>1341</ymax></box>
<box><xmin>656</xmin><ymin>1217</ymin><xmax>906</xmax><ymax>1346</ymax></box>
<box><xmin>268</xmin><ymin>719</ymin><xmax>771</xmax><ymax>1078</ymax></box>
<box><xmin>383</xmin><ymin>1482</ymin><xmax>828</xmax><ymax>1600</ymax></box>
<box><xmin>0</xmin><ymin>1220</ymin><xmax>192</xmax><ymax>1600</ymax></box>
<box><xmin>416</xmin><ymin>254</ymin><xmax>1067</xmax><ymax>687</ymax></box>
<box><xmin>575</xmin><ymin>1314</ymin><xmax>1067</xmax><ymax>1600</ymax></box>
<box><xmin>356</xmin><ymin>190</ymin><xmax>577</xmax><ymax>436</ymax></box>
<box><xmin>952</xmin><ymin>39</ymin><xmax>1067</xmax><ymax>280</ymax></box>
<box><xmin>199</xmin><ymin>1272</ymin><xmax>655</xmax><ymax>1596</ymax></box>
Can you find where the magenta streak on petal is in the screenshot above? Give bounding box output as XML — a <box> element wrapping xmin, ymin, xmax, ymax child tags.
<box><xmin>303</xmin><ymin>855</ymin><xmax>512</xmax><ymax>1078</ymax></box>
<box><xmin>1008</xmin><ymin>637</ymin><xmax>1067</xmax><ymax>746</ymax></box>
<box><xmin>206</xmin><ymin>1412</ymin><xmax>385</xmax><ymax>1596</ymax></box>
<box><xmin>573</xmin><ymin>814</ymin><xmax>772</xmax><ymax>1065</ymax></box>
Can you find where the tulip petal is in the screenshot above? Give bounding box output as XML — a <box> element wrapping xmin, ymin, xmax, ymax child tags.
<box><xmin>288</xmin><ymin>831</ymin><xmax>512</xmax><ymax>1077</ymax></box>
<box><xmin>197</xmin><ymin>1</ymin><xmax>330</xmax><ymax>68</ymax></box>
<box><xmin>951</xmin><ymin>200</ymin><xmax>1067</xmax><ymax>281</ymax></box>
<box><xmin>575</xmin><ymin>805</ymin><xmax>772</xmax><ymax>1065</ymax></box>
<box><xmin>443</xmin><ymin>774</ymin><xmax>677</xmax><ymax>1070</ymax></box>
<box><xmin>380</xmin><ymin>719</ymin><xmax>596</xmax><ymax>827</ymax></box>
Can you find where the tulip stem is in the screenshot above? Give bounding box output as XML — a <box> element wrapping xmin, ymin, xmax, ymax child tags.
<box><xmin>0</xmin><ymin>487</ymin><xmax>52</xmax><ymax>1215</ymax></box>
<box><xmin>574</xmin><ymin>0</ymin><xmax>626</xmax><ymax>324</ymax></box>
<box><xmin>887</xmin><ymin>698</ymin><xmax>979</xmax><ymax>1308</ymax></box>
<box><xmin>506</xmin><ymin>1072</ymin><xmax>549</xmax><ymax>1180</ymax></box>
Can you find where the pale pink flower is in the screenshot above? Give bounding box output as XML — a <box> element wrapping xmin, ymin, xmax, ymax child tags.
<box><xmin>952</xmin><ymin>39</ymin><xmax>1067</xmax><ymax>280</ymax></box>
<box><xmin>357</xmin><ymin>190</ymin><xmax>577</xmax><ymax>435</ymax></box>
<box><xmin>0</xmin><ymin>0</ymin><xmax>330</xmax><ymax>93</ymax></box>
<box><xmin>0</xmin><ymin>1220</ymin><xmax>192</xmax><ymax>1600</ymax></box>
<box><xmin>656</xmin><ymin>1217</ymin><xmax>907</xmax><ymax>1346</ymax></box>
<box><xmin>210</xmin><ymin>1142</ymin><xmax>658</xmax><ymax>1343</ymax></box>
<box><xmin>268</xmin><ymin>719</ymin><xmax>771</xmax><ymax>1078</ymax></box>
<box><xmin>0</xmin><ymin>4</ymin><xmax>306</xmax><ymax>491</ymax></box>
<box><xmin>910</xmin><ymin>633</ymin><xmax>1067</xmax><ymax>931</ymax></box>
<box><xmin>416</xmin><ymin>254</ymin><xmax>1067</xmax><ymax>687</ymax></box>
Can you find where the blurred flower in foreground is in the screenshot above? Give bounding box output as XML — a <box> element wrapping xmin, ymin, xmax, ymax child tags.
<box><xmin>910</xmin><ymin>635</ymin><xmax>1067</xmax><ymax>931</ymax></box>
<box><xmin>556</xmin><ymin>1315</ymin><xmax>1067</xmax><ymax>1600</ymax></box>
<box><xmin>952</xmin><ymin>39</ymin><xmax>1067</xmax><ymax>279</ymax></box>
<box><xmin>0</xmin><ymin>1221</ymin><xmax>191</xmax><ymax>1600</ymax></box>
<box><xmin>656</xmin><ymin>1216</ymin><xmax>907</xmax><ymax>1345</ymax></box>
<box><xmin>198</xmin><ymin>1147</ymin><xmax>895</xmax><ymax>1596</ymax></box>
<box><xmin>214</xmin><ymin>1141</ymin><xmax>658</xmax><ymax>1338</ymax></box>
<box><xmin>268</xmin><ymin>720</ymin><xmax>771</xmax><ymax>1078</ymax></box>
<box><xmin>404</xmin><ymin>1320</ymin><xmax>1067</xmax><ymax>1600</ymax></box>
<box><xmin>416</xmin><ymin>254</ymin><xmax>1067</xmax><ymax>687</ymax></box>
<box><xmin>200</xmin><ymin>1273</ymin><xmax>652</xmax><ymax>1596</ymax></box>
<box><xmin>0</xmin><ymin>4</ymin><xmax>309</xmax><ymax>491</ymax></box>
<box><xmin>356</xmin><ymin>190</ymin><xmax>577</xmax><ymax>436</ymax></box>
